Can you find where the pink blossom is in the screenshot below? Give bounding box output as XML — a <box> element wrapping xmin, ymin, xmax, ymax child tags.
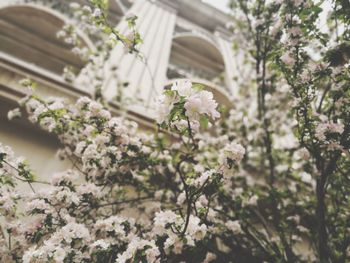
<box><xmin>281</xmin><ymin>52</ymin><xmax>296</xmax><ymax>67</ymax></box>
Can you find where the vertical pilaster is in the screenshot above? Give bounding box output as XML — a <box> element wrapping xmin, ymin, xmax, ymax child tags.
<box><xmin>104</xmin><ymin>0</ymin><xmax>177</xmax><ymax>116</ymax></box>
<box><xmin>215</xmin><ymin>29</ymin><xmax>237</xmax><ymax>96</ymax></box>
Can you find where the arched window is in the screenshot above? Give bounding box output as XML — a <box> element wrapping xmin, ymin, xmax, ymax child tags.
<box><xmin>0</xmin><ymin>4</ymin><xmax>93</xmax><ymax>74</ymax></box>
<box><xmin>166</xmin><ymin>33</ymin><xmax>232</xmax><ymax>107</ymax></box>
<box><xmin>167</xmin><ymin>33</ymin><xmax>226</xmax><ymax>87</ymax></box>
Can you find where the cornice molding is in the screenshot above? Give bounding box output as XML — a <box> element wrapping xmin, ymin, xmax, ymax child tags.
<box><xmin>154</xmin><ymin>0</ymin><xmax>178</xmax><ymax>14</ymax></box>
<box><xmin>0</xmin><ymin>52</ymin><xmax>158</xmax><ymax>131</ymax></box>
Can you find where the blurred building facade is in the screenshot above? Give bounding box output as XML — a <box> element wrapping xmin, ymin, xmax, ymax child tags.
<box><xmin>0</xmin><ymin>0</ymin><xmax>237</xmax><ymax>177</ymax></box>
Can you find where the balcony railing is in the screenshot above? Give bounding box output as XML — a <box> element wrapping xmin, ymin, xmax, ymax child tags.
<box><xmin>167</xmin><ymin>62</ymin><xmax>226</xmax><ymax>88</ymax></box>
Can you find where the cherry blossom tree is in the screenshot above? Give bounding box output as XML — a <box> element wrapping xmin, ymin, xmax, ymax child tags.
<box><xmin>1</xmin><ymin>0</ymin><xmax>350</xmax><ymax>262</ymax></box>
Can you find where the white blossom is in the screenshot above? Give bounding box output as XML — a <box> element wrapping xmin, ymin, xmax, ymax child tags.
<box><xmin>7</xmin><ymin>108</ymin><xmax>21</xmax><ymax>120</ymax></box>
<box><xmin>225</xmin><ymin>220</ymin><xmax>242</xmax><ymax>234</ymax></box>
<box><xmin>219</xmin><ymin>142</ymin><xmax>245</xmax><ymax>165</ymax></box>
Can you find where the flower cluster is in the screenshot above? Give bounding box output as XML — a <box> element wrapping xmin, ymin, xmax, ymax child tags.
<box><xmin>219</xmin><ymin>142</ymin><xmax>246</xmax><ymax>166</ymax></box>
<box><xmin>315</xmin><ymin>121</ymin><xmax>344</xmax><ymax>141</ymax></box>
<box><xmin>156</xmin><ymin>80</ymin><xmax>220</xmax><ymax>132</ymax></box>
<box><xmin>0</xmin><ymin>87</ymin><xmax>236</xmax><ymax>262</ymax></box>
<box><xmin>153</xmin><ymin>210</ymin><xmax>207</xmax><ymax>254</ymax></box>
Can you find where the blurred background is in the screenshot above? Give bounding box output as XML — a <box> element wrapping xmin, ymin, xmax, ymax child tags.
<box><xmin>0</xmin><ymin>0</ymin><xmax>242</xmax><ymax>179</ymax></box>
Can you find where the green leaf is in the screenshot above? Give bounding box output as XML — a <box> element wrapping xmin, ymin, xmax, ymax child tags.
<box><xmin>126</xmin><ymin>15</ymin><xmax>138</xmax><ymax>28</ymax></box>
<box><xmin>192</xmin><ymin>83</ymin><xmax>205</xmax><ymax>91</ymax></box>
<box><xmin>91</xmin><ymin>0</ymin><xmax>109</xmax><ymax>10</ymax></box>
<box><xmin>164</xmin><ymin>89</ymin><xmax>176</xmax><ymax>97</ymax></box>
<box><xmin>200</xmin><ymin>115</ymin><xmax>209</xmax><ymax>129</ymax></box>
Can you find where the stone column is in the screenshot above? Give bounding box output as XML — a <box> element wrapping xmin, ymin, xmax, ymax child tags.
<box><xmin>104</xmin><ymin>0</ymin><xmax>177</xmax><ymax>115</ymax></box>
<box><xmin>215</xmin><ymin>28</ymin><xmax>238</xmax><ymax>96</ymax></box>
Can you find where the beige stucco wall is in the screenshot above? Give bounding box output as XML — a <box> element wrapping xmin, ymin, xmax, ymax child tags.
<box><xmin>0</xmin><ymin>118</ymin><xmax>71</xmax><ymax>182</ymax></box>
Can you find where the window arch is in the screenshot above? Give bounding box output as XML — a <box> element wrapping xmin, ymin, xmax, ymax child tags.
<box><xmin>0</xmin><ymin>4</ymin><xmax>93</xmax><ymax>74</ymax></box>
<box><xmin>167</xmin><ymin>33</ymin><xmax>226</xmax><ymax>87</ymax></box>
